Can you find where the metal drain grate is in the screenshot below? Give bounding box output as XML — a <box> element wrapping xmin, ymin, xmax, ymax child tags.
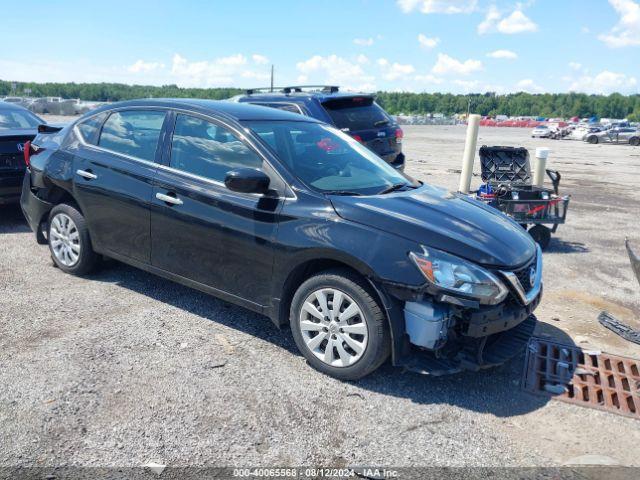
<box><xmin>522</xmin><ymin>337</ymin><xmax>640</xmax><ymax>419</ymax></box>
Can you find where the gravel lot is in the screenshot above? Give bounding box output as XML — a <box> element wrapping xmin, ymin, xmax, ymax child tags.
<box><xmin>1</xmin><ymin>123</ymin><xmax>640</xmax><ymax>469</ymax></box>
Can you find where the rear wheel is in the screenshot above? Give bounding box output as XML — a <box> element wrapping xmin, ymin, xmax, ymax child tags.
<box><xmin>630</xmin><ymin>137</ymin><xmax>640</xmax><ymax>147</ymax></box>
<box><xmin>529</xmin><ymin>225</ymin><xmax>551</xmax><ymax>250</ymax></box>
<box><xmin>587</xmin><ymin>135</ymin><xmax>598</xmax><ymax>144</ymax></box>
<box><xmin>48</xmin><ymin>203</ymin><xmax>98</xmax><ymax>275</ymax></box>
<box><xmin>290</xmin><ymin>269</ymin><xmax>390</xmax><ymax>380</ymax></box>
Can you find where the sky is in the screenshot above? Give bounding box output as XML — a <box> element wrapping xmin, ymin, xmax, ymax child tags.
<box><xmin>1</xmin><ymin>0</ymin><xmax>639</xmax><ymax>94</ymax></box>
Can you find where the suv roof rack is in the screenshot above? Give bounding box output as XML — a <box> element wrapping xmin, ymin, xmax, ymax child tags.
<box><xmin>245</xmin><ymin>85</ymin><xmax>340</xmax><ymax>95</ymax></box>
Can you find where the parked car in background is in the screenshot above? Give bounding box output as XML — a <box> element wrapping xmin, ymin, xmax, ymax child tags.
<box><xmin>584</xmin><ymin>127</ymin><xmax>640</xmax><ymax>145</ymax></box>
<box><xmin>0</xmin><ymin>102</ymin><xmax>44</xmax><ymax>204</ymax></box>
<box><xmin>531</xmin><ymin>125</ymin><xmax>553</xmax><ymax>138</ymax></box>
<box><xmin>21</xmin><ymin>99</ymin><xmax>541</xmax><ymax>380</ymax></box>
<box><xmin>231</xmin><ymin>86</ymin><xmax>405</xmax><ymax>170</ymax></box>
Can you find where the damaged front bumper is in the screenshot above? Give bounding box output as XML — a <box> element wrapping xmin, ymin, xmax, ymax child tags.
<box><xmin>380</xmin><ymin>250</ymin><xmax>543</xmax><ymax>376</ymax></box>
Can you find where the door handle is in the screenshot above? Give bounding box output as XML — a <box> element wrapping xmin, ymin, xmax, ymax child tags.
<box><xmin>76</xmin><ymin>169</ymin><xmax>97</xmax><ymax>180</ymax></box>
<box><xmin>156</xmin><ymin>192</ymin><xmax>183</xmax><ymax>206</ymax></box>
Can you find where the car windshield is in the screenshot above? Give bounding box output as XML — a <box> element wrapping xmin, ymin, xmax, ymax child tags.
<box><xmin>0</xmin><ymin>109</ymin><xmax>42</xmax><ymax>129</ymax></box>
<box><xmin>243</xmin><ymin>121</ymin><xmax>411</xmax><ymax>195</ymax></box>
<box><xmin>322</xmin><ymin>97</ymin><xmax>391</xmax><ymax>131</ymax></box>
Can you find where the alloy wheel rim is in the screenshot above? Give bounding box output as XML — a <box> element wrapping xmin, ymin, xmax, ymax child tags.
<box><xmin>50</xmin><ymin>213</ymin><xmax>81</xmax><ymax>267</ymax></box>
<box><xmin>299</xmin><ymin>288</ymin><xmax>368</xmax><ymax>367</ymax></box>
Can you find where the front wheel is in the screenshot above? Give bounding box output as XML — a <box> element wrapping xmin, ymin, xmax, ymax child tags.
<box><xmin>48</xmin><ymin>203</ymin><xmax>98</xmax><ymax>275</ymax></box>
<box><xmin>630</xmin><ymin>137</ymin><xmax>640</xmax><ymax>147</ymax></box>
<box><xmin>587</xmin><ymin>135</ymin><xmax>598</xmax><ymax>144</ymax></box>
<box><xmin>529</xmin><ymin>225</ymin><xmax>551</xmax><ymax>250</ymax></box>
<box><xmin>290</xmin><ymin>269</ymin><xmax>390</xmax><ymax>380</ymax></box>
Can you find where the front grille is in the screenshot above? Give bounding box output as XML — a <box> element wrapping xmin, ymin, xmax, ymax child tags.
<box><xmin>513</xmin><ymin>260</ymin><xmax>535</xmax><ymax>292</ymax></box>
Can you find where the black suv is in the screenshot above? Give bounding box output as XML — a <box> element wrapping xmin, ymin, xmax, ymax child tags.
<box><xmin>21</xmin><ymin>99</ymin><xmax>541</xmax><ymax>380</ymax></box>
<box><xmin>232</xmin><ymin>86</ymin><xmax>405</xmax><ymax>170</ymax></box>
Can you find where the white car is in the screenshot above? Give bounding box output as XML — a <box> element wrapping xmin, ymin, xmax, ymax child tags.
<box><xmin>531</xmin><ymin>125</ymin><xmax>553</xmax><ymax>138</ymax></box>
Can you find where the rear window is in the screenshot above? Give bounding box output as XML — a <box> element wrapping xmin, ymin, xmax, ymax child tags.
<box><xmin>322</xmin><ymin>97</ymin><xmax>391</xmax><ymax>131</ymax></box>
<box><xmin>76</xmin><ymin>112</ymin><xmax>108</xmax><ymax>145</ymax></box>
<box><xmin>0</xmin><ymin>109</ymin><xmax>41</xmax><ymax>129</ymax></box>
<box><xmin>98</xmin><ymin>110</ymin><xmax>166</xmax><ymax>161</ymax></box>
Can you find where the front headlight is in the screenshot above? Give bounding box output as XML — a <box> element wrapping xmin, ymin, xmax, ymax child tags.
<box><xmin>409</xmin><ymin>246</ymin><xmax>509</xmax><ymax>305</ymax></box>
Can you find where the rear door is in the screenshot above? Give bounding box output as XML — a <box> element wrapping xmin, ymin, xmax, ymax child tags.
<box><xmin>72</xmin><ymin>109</ymin><xmax>167</xmax><ymax>263</ymax></box>
<box><xmin>150</xmin><ymin>112</ymin><xmax>282</xmax><ymax>306</ymax></box>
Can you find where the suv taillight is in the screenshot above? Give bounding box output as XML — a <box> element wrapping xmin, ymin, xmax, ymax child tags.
<box><xmin>352</xmin><ymin>134</ymin><xmax>364</xmax><ymax>143</ymax></box>
<box><xmin>395</xmin><ymin>128</ymin><xmax>404</xmax><ymax>144</ymax></box>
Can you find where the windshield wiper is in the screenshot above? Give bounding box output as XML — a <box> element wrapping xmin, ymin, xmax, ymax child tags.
<box><xmin>323</xmin><ymin>190</ymin><xmax>363</xmax><ymax>196</ymax></box>
<box><xmin>374</xmin><ymin>119</ymin><xmax>389</xmax><ymax>127</ymax></box>
<box><xmin>377</xmin><ymin>183</ymin><xmax>412</xmax><ymax>195</ymax></box>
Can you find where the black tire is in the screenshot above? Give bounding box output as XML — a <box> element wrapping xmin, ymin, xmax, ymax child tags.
<box><xmin>290</xmin><ymin>268</ymin><xmax>391</xmax><ymax>380</ymax></box>
<box><xmin>630</xmin><ymin>137</ymin><xmax>640</xmax><ymax>147</ymax></box>
<box><xmin>587</xmin><ymin>135</ymin><xmax>598</xmax><ymax>144</ymax></box>
<box><xmin>48</xmin><ymin>203</ymin><xmax>98</xmax><ymax>275</ymax></box>
<box><xmin>528</xmin><ymin>225</ymin><xmax>551</xmax><ymax>250</ymax></box>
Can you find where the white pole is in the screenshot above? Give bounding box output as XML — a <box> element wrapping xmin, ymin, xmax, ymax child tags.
<box><xmin>533</xmin><ymin>147</ymin><xmax>549</xmax><ymax>187</ymax></box>
<box><xmin>458</xmin><ymin>114</ymin><xmax>481</xmax><ymax>194</ymax></box>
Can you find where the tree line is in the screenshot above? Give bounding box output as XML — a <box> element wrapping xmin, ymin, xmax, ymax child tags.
<box><xmin>2</xmin><ymin>80</ymin><xmax>639</xmax><ymax>121</ymax></box>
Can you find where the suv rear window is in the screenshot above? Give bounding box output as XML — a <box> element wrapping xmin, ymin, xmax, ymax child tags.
<box><xmin>322</xmin><ymin>97</ymin><xmax>391</xmax><ymax>132</ymax></box>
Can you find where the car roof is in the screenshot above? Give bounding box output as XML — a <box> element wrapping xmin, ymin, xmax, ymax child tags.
<box><xmin>0</xmin><ymin>101</ymin><xmax>33</xmax><ymax>112</ymax></box>
<box><xmin>235</xmin><ymin>91</ymin><xmax>374</xmax><ymax>103</ymax></box>
<box><xmin>87</xmin><ymin>98</ymin><xmax>321</xmax><ymax>123</ymax></box>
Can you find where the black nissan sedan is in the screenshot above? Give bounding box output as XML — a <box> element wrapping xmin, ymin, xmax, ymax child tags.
<box><xmin>0</xmin><ymin>102</ymin><xmax>44</xmax><ymax>204</ymax></box>
<box><xmin>21</xmin><ymin>99</ymin><xmax>541</xmax><ymax>380</ymax></box>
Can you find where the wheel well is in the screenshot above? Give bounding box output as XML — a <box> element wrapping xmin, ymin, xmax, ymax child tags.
<box><xmin>37</xmin><ymin>187</ymin><xmax>83</xmax><ymax>240</ymax></box>
<box><xmin>46</xmin><ymin>187</ymin><xmax>82</xmax><ymax>213</ymax></box>
<box><xmin>276</xmin><ymin>259</ymin><xmax>386</xmax><ymax>327</ymax></box>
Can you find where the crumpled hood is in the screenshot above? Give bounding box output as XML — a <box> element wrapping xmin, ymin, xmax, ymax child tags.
<box><xmin>330</xmin><ymin>184</ymin><xmax>536</xmax><ymax>269</ymax></box>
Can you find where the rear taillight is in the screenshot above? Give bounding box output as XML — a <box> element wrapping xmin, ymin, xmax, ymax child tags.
<box><xmin>395</xmin><ymin>128</ymin><xmax>404</xmax><ymax>144</ymax></box>
<box><xmin>23</xmin><ymin>141</ymin><xmax>43</xmax><ymax>168</ymax></box>
<box><xmin>352</xmin><ymin>134</ymin><xmax>364</xmax><ymax>143</ymax></box>
<box><xmin>23</xmin><ymin>140</ymin><xmax>31</xmax><ymax>167</ymax></box>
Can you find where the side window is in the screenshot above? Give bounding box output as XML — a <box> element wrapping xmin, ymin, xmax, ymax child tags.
<box><xmin>76</xmin><ymin>112</ymin><xmax>108</xmax><ymax>145</ymax></box>
<box><xmin>98</xmin><ymin>110</ymin><xmax>166</xmax><ymax>161</ymax></box>
<box><xmin>272</xmin><ymin>103</ymin><xmax>303</xmax><ymax>115</ymax></box>
<box><xmin>169</xmin><ymin>114</ymin><xmax>262</xmax><ymax>183</ymax></box>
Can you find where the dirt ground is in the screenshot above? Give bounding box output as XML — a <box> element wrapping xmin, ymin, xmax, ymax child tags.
<box><xmin>1</xmin><ymin>121</ymin><xmax>639</xmax><ymax>470</ymax></box>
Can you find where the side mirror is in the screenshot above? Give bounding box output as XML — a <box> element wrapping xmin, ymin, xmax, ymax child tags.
<box><xmin>224</xmin><ymin>168</ymin><xmax>271</xmax><ymax>194</ymax></box>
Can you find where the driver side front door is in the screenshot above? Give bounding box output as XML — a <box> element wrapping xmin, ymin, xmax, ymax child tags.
<box><xmin>150</xmin><ymin>112</ymin><xmax>284</xmax><ymax>307</ymax></box>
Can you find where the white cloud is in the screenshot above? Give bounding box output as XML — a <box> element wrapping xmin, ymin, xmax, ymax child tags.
<box><xmin>581</xmin><ymin>26</ymin><xmax>591</xmax><ymax>34</ymax></box>
<box><xmin>478</xmin><ymin>6</ymin><xmax>538</xmax><ymax>34</ymax></box>
<box><xmin>354</xmin><ymin>37</ymin><xmax>375</xmax><ymax>46</ymax></box>
<box><xmin>252</xmin><ymin>54</ymin><xmax>270</xmax><ymax>65</ymax></box>
<box><xmin>487</xmin><ymin>49</ymin><xmax>518</xmax><ymax>59</ymax></box>
<box><xmin>516</xmin><ymin>79</ymin><xmax>544</xmax><ymax>93</ymax></box>
<box><xmin>568</xmin><ymin>62</ymin><xmax>582</xmax><ymax>70</ymax></box>
<box><xmin>296</xmin><ymin>54</ymin><xmax>375</xmax><ymax>91</ymax></box>
<box><xmin>170</xmin><ymin>53</ymin><xmax>251</xmax><ymax>86</ymax></box>
<box><xmin>128</xmin><ymin>60</ymin><xmax>165</xmax><ymax>73</ymax></box>
<box><xmin>379</xmin><ymin>61</ymin><xmax>416</xmax><ymax>81</ymax></box>
<box><xmin>568</xmin><ymin>70</ymin><xmax>637</xmax><ymax>94</ymax></box>
<box><xmin>356</xmin><ymin>54</ymin><xmax>370</xmax><ymax>64</ymax></box>
<box><xmin>398</xmin><ymin>0</ymin><xmax>477</xmax><ymax>14</ymax></box>
<box><xmin>418</xmin><ymin>34</ymin><xmax>440</xmax><ymax>48</ymax></box>
<box><xmin>598</xmin><ymin>0</ymin><xmax>640</xmax><ymax>47</ymax></box>
<box><xmin>414</xmin><ymin>73</ymin><xmax>443</xmax><ymax>84</ymax></box>
<box><xmin>431</xmin><ymin>53</ymin><xmax>482</xmax><ymax>75</ymax></box>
